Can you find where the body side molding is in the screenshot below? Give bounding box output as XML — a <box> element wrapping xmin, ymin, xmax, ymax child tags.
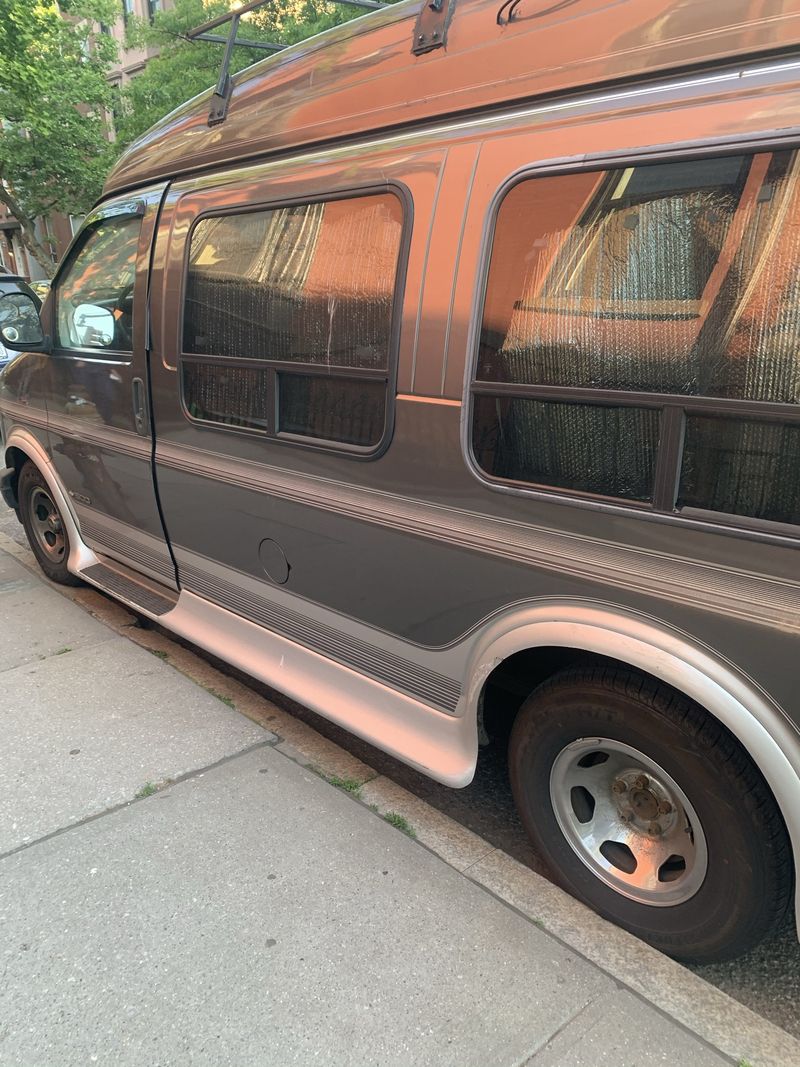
<box><xmin>162</xmin><ymin>589</ymin><xmax>477</xmax><ymax>787</ymax></box>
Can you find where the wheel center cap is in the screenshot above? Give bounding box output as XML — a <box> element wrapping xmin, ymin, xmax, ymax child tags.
<box><xmin>631</xmin><ymin>789</ymin><xmax>659</xmax><ymax>819</ymax></box>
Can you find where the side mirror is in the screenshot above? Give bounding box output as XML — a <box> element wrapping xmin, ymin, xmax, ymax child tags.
<box><xmin>0</xmin><ymin>293</ymin><xmax>46</xmax><ymax>350</ymax></box>
<box><xmin>73</xmin><ymin>303</ymin><xmax>115</xmax><ymax>348</ymax></box>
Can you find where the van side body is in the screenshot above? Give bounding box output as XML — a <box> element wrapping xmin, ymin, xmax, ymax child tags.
<box><xmin>3</xmin><ymin>0</ymin><xmax>800</xmax><ymax>962</ymax></box>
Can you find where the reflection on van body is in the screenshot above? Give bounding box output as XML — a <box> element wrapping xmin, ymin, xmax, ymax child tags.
<box><xmin>3</xmin><ymin>0</ymin><xmax>800</xmax><ymax>965</ymax></box>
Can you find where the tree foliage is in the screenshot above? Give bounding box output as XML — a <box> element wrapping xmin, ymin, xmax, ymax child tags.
<box><xmin>115</xmin><ymin>0</ymin><xmax>369</xmax><ymax>150</ymax></box>
<box><xmin>0</xmin><ymin>0</ymin><xmax>119</xmax><ymax>274</ymax></box>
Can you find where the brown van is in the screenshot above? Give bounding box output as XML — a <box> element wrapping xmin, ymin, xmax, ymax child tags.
<box><xmin>2</xmin><ymin>0</ymin><xmax>800</xmax><ymax>963</ymax></box>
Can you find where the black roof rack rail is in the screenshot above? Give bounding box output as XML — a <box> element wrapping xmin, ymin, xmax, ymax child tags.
<box><xmin>186</xmin><ymin>0</ymin><xmax>390</xmax><ymax>127</ymax></box>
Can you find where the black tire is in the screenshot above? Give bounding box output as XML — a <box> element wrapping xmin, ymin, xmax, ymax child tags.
<box><xmin>17</xmin><ymin>461</ymin><xmax>82</xmax><ymax>586</ymax></box>
<box><xmin>508</xmin><ymin>664</ymin><xmax>792</xmax><ymax>964</ymax></box>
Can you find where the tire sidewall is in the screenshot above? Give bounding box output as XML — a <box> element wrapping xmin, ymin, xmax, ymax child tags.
<box><xmin>509</xmin><ymin>680</ymin><xmax>781</xmax><ymax>962</ymax></box>
<box><xmin>18</xmin><ymin>463</ymin><xmax>73</xmax><ymax>584</ymax></box>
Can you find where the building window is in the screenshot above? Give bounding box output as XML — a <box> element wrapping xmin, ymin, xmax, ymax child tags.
<box><xmin>147</xmin><ymin>0</ymin><xmax>160</xmax><ymax>21</ymax></box>
<box><xmin>121</xmin><ymin>0</ymin><xmax>134</xmax><ymax>21</ymax></box>
<box><xmin>471</xmin><ymin>150</ymin><xmax>800</xmax><ymax>528</ymax></box>
<box><xmin>181</xmin><ymin>192</ymin><xmax>405</xmax><ymax>450</ymax></box>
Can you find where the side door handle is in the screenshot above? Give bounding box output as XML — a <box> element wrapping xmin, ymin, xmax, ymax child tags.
<box><xmin>132</xmin><ymin>377</ymin><xmax>148</xmax><ymax>436</ymax></box>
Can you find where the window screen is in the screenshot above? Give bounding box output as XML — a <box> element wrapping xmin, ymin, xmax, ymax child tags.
<box><xmin>182</xmin><ymin>192</ymin><xmax>404</xmax><ymax>450</ymax></box>
<box><xmin>473</xmin><ymin>150</ymin><xmax>800</xmax><ymax>527</ymax></box>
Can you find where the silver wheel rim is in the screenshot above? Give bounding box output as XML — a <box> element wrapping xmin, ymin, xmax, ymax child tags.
<box><xmin>29</xmin><ymin>486</ymin><xmax>66</xmax><ymax>564</ymax></box>
<box><xmin>550</xmin><ymin>738</ymin><xmax>708</xmax><ymax>907</ymax></box>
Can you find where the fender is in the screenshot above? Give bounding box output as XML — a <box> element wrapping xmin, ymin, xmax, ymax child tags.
<box><xmin>463</xmin><ymin>599</ymin><xmax>800</xmax><ymax>937</ymax></box>
<box><xmin>3</xmin><ymin>427</ymin><xmax>99</xmax><ymax>576</ymax></box>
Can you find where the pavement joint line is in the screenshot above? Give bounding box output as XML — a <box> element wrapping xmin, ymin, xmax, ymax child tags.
<box><xmin>451</xmin><ymin>862</ymin><xmax>745</xmax><ymax>1066</ymax></box>
<box><xmin>0</xmin><ymin>633</ymin><xmax>120</xmax><ymax>675</ymax></box>
<box><xmin>516</xmin><ymin>990</ymin><xmax>614</xmax><ymax>1067</ymax></box>
<box><xmin>0</xmin><ymin>738</ymin><xmax>275</xmax><ymax>865</ymax></box>
<box><xmin>325</xmin><ymin>776</ymin><xmax>678</xmax><ymax>1032</ymax></box>
<box><xmin>1</xmin><ymin>537</ymin><xmax>798</xmax><ymax>1065</ymax></box>
<box><xmin>239</xmin><ymin>740</ymin><xmax>770</xmax><ymax>1063</ymax></box>
<box><xmin>458</xmin><ymin>844</ymin><xmax>501</xmax><ymax>874</ymax></box>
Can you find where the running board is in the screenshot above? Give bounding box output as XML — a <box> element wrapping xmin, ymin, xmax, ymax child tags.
<box><xmin>80</xmin><ymin>560</ymin><xmax>178</xmax><ymax>618</ymax></box>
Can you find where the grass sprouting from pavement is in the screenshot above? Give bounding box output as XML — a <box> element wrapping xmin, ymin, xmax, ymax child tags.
<box><xmin>149</xmin><ymin>649</ymin><xmax>169</xmax><ymax>660</ymax></box>
<box><xmin>327</xmin><ymin>775</ymin><xmax>364</xmax><ymax>797</ymax></box>
<box><xmin>135</xmin><ymin>782</ymin><xmax>158</xmax><ymax>799</ymax></box>
<box><xmin>383</xmin><ymin>812</ymin><xmax>416</xmax><ymax>838</ymax></box>
<box><xmin>307</xmin><ymin>766</ymin><xmax>366</xmax><ymax>799</ymax></box>
<box><xmin>54</xmin><ymin>647</ymin><xmax>71</xmax><ymax>655</ymax></box>
<box><xmin>205</xmin><ymin>686</ymin><xmax>235</xmax><ymax>709</ymax></box>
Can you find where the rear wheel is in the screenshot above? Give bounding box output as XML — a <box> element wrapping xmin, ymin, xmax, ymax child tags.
<box><xmin>508</xmin><ymin>664</ymin><xmax>792</xmax><ymax>963</ymax></box>
<box><xmin>17</xmin><ymin>461</ymin><xmax>81</xmax><ymax>586</ymax></box>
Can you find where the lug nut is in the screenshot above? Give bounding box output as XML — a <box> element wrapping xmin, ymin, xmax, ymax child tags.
<box><xmin>633</xmin><ymin>774</ymin><xmax>648</xmax><ymax>790</ymax></box>
<box><xmin>658</xmin><ymin>799</ymin><xmax>673</xmax><ymax>815</ymax></box>
<box><xmin>612</xmin><ymin>779</ymin><xmax>627</xmax><ymax>795</ymax></box>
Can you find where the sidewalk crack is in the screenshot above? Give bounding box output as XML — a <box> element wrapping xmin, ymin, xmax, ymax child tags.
<box><xmin>0</xmin><ymin>738</ymin><xmax>275</xmax><ymax>863</ymax></box>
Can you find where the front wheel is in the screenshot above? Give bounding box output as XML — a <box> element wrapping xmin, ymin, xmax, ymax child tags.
<box><xmin>17</xmin><ymin>461</ymin><xmax>82</xmax><ymax>586</ymax></box>
<box><xmin>508</xmin><ymin>665</ymin><xmax>792</xmax><ymax>964</ymax></box>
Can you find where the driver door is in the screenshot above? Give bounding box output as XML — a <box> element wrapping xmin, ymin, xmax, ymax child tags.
<box><xmin>44</xmin><ymin>185</ymin><xmax>176</xmax><ymax>588</ymax></box>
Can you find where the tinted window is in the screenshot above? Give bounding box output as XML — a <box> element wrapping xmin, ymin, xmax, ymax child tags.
<box><xmin>472</xmin><ymin>397</ymin><xmax>659</xmax><ymax>502</ymax></box>
<box><xmin>679</xmin><ymin>416</ymin><xmax>800</xmax><ymax>526</ymax></box>
<box><xmin>182</xmin><ymin>193</ymin><xmax>404</xmax><ymax>450</ymax></box>
<box><xmin>473</xmin><ymin>150</ymin><xmax>800</xmax><ymax>527</ymax></box>
<box><xmin>56</xmin><ymin>215</ymin><xmax>141</xmax><ymax>353</ymax></box>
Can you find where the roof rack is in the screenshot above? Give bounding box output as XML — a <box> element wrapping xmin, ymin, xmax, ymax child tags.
<box><xmin>186</xmin><ymin>0</ymin><xmax>391</xmax><ymax>126</ymax></box>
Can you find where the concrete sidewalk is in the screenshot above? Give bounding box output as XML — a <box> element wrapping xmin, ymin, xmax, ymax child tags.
<box><xmin>0</xmin><ymin>544</ymin><xmax>786</xmax><ymax>1065</ymax></box>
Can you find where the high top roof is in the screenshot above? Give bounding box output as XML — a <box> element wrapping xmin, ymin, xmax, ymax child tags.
<box><xmin>104</xmin><ymin>0</ymin><xmax>800</xmax><ymax>197</ymax></box>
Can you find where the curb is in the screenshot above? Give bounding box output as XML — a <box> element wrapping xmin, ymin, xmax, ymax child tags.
<box><xmin>3</xmin><ymin>530</ymin><xmax>799</xmax><ymax>1067</ymax></box>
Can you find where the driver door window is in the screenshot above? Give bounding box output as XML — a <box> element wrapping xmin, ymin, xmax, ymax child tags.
<box><xmin>56</xmin><ymin>215</ymin><xmax>142</xmax><ymax>354</ymax></box>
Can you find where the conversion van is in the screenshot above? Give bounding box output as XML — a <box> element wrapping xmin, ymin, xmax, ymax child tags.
<box><xmin>2</xmin><ymin>0</ymin><xmax>800</xmax><ymax>965</ymax></box>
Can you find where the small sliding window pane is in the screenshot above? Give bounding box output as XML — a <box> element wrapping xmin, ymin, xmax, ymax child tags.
<box><xmin>183</xmin><ymin>362</ymin><xmax>271</xmax><ymax>431</ymax></box>
<box><xmin>472</xmin><ymin>397</ymin><xmax>659</xmax><ymax>502</ymax></box>
<box><xmin>678</xmin><ymin>416</ymin><xmax>800</xmax><ymax>525</ymax></box>
<box><xmin>278</xmin><ymin>374</ymin><xmax>386</xmax><ymax>447</ymax></box>
<box><xmin>184</xmin><ymin>194</ymin><xmax>403</xmax><ymax>371</ymax></box>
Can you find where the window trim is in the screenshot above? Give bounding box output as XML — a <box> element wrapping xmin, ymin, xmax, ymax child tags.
<box><xmin>52</xmin><ymin>203</ymin><xmax>145</xmax><ymax>363</ymax></box>
<box><xmin>464</xmin><ymin>137</ymin><xmax>800</xmax><ymax>547</ymax></box>
<box><xmin>178</xmin><ymin>182</ymin><xmax>412</xmax><ymax>460</ymax></box>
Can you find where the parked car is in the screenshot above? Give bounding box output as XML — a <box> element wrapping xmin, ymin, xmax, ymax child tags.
<box><xmin>0</xmin><ymin>270</ymin><xmax>40</xmax><ymax>370</ymax></box>
<box><xmin>1</xmin><ymin>0</ymin><xmax>800</xmax><ymax>965</ymax></box>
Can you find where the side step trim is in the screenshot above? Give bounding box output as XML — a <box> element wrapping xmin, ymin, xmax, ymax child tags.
<box><xmin>81</xmin><ymin>562</ymin><xmax>178</xmax><ymax>618</ymax></box>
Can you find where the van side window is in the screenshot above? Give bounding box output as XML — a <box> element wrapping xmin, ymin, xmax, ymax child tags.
<box><xmin>56</xmin><ymin>216</ymin><xmax>141</xmax><ymax>353</ymax></box>
<box><xmin>472</xmin><ymin>150</ymin><xmax>800</xmax><ymax>528</ymax></box>
<box><xmin>182</xmin><ymin>192</ymin><xmax>404</xmax><ymax>450</ymax></box>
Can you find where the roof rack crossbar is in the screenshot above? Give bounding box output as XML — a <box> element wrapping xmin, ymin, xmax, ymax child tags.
<box><xmin>192</xmin><ymin>0</ymin><xmax>389</xmax><ymax>127</ymax></box>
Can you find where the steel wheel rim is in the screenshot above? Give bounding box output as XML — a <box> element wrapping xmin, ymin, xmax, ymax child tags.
<box><xmin>549</xmin><ymin>737</ymin><xmax>708</xmax><ymax>907</ymax></box>
<box><xmin>29</xmin><ymin>486</ymin><xmax>66</xmax><ymax>563</ymax></box>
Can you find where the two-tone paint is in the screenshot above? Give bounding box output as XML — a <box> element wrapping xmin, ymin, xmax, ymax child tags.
<box><xmin>2</xmin><ymin>0</ymin><xmax>800</xmax><ymax>933</ymax></box>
